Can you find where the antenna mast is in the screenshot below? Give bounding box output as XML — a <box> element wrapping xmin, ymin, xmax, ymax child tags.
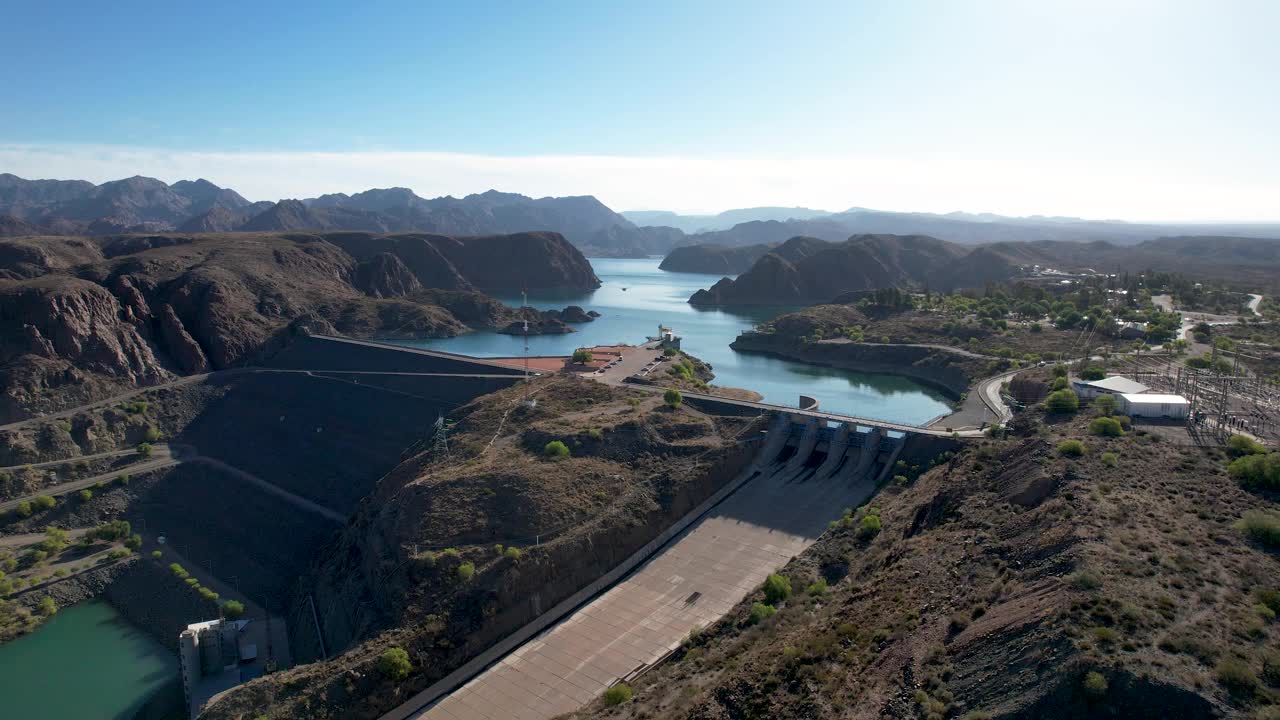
<box><xmin>522</xmin><ymin>288</ymin><xmax>530</xmax><ymax>400</ymax></box>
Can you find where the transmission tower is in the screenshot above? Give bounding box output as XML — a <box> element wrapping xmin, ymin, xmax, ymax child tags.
<box><xmin>430</xmin><ymin>413</ymin><xmax>450</xmax><ymax>463</ymax></box>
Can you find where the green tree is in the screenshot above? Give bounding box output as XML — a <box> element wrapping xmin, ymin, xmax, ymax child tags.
<box><xmin>223</xmin><ymin>600</ymin><xmax>246</xmax><ymax>619</ymax></box>
<box><xmin>143</xmin><ymin>426</ymin><xmax>161</xmax><ymax>443</ymax></box>
<box><xmin>379</xmin><ymin>647</ymin><xmax>412</xmax><ymax>681</ymax></box>
<box><xmin>1082</xmin><ymin>671</ymin><xmax>1108</xmax><ymax>699</ymax></box>
<box><xmin>1044</xmin><ymin>389</ymin><xmax>1080</xmax><ymax>414</ymax></box>
<box><xmin>747</xmin><ymin>601</ymin><xmax>776</xmax><ymax>625</ymax></box>
<box><xmin>664</xmin><ymin>388</ymin><xmax>683</xmax><ymax>409</ymax></box>
<box><xmin>1094</xmin><ymin>394</ymin><xmax>1118</xmax><ymax>417</ymax></box>
<box><xmin>1057</xmin><ymin>440</ymin><xmax>1087</xmax><ymax>457</ymax></box>
<box><xmin>456</xmin><ymin>561</ymin><xmax>476</xmax><ymax>581</ymax></box>
<box><xmin>38</xmin><ymin>596</ymin><xmax>57</xmax><ymax>617</ymax></box>
<box><xmin>1227</xmin><ymin>434</ymin><xmax>1266</xmax><ymax>457</ymax></box>
<box><xmin>763</xmin><ymin>573</ymin><xmax>791</xmax><ymax>605</ymax></box>
<box><xmin>137</xmin><ymin>442</ymin><xmax>153</xmax><ymax>458</ymax></box>
<box><xmin>77</xmin><ymin>489</ymin><xmax>93</xmax><ymax>502</ymax></box>
<box><xmin>14</xmin><ymin>501</ymin><xmax>32</xmax><ymax>518</ymax></box>
<box><xmin>543</xmin><ymin>440</ymin><xmax>570</xmax><ymax>458</ymax></box>
<box><xmin>571</xmin><ymin>349</ymin><xmax>593</xmax><ymax>364</ymax></box>
<box><xmin>33</xmin><ymin>495</ymin><xmax>55</xmax><ymax>510</ymax></box>
<box><xmin>1080</xmin><ymin>366</ymin><xmax>1106</xmax><ymax>381</ymax></box>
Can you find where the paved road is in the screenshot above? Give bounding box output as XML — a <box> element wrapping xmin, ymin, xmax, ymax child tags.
<box><xmin>817</xmin><ymin>337</ymin><xmax>995</xmax><ymax>360</ymax></box>
<box><xmin>1248</xmin><ymin>294</ymin><xmax>1264</xmax><ymax>317</ymax></box>
<box><xmin>0</xmin><ymin>446</ymin><xmax>143</xmax><ymax>472</ymax></box>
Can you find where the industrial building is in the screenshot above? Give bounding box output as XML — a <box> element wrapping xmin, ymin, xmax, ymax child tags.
<box><xmin>1120</xmin><ymin>393</ymin><xmax>1191</xmax><ymax>419</ymax></box>
<box><xmin>1072</xmin><ymin>375</ymin><xmax>1150</xmax><ymax>399</ymax></box>
<box><xmin>179</xmin><ymin>618</ymin><xmax>260</xmax><ymax>719</ymax></box>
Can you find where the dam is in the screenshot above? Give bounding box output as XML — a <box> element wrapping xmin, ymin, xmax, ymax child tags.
<box><xmin>387</xmin><ymin>413</ymin><xmax>919</xmax><ymax>720</ymax></box>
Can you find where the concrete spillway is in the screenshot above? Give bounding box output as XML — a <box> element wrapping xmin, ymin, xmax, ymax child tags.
<box><xmin>397</xmin><ymin>414</ymin><xmax>903</xmax><ymax>720</ymax></box>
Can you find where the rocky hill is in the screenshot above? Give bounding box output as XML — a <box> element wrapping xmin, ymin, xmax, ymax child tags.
<box><xmin>659</xmin><ymin>242</ymin><xmax>774</xmax><ymax>274</ymax></box>
<box><xmin>564</xmin><ymin>397</ymin><xmax>1280</xmax><ymax>720</ymax></box>
<box><xmin>689</xmin><ymin>234</ymin><xmax>999</xmax><ymax>305</ymax></box>
<box><xmin>0</xmin><ymin>230</ymin><xmax>598</xmax><ymax>421</ymax></box>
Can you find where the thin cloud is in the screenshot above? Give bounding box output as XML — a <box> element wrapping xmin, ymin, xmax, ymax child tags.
<box><xmin>0</xmin><ymin>143</ymin><xmax>1276</xmax><ymax>223</ymax></box>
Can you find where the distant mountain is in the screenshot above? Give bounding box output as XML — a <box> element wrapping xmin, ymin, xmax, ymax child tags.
<box><xmin>0</xmin><ymin>214</ymin><xmax>49</xmax><ymax>237</ymax></box>
<box><xmin>689</xmin><ymin>234</ymin><xmax>990</xmax><ymax>305</ymax></box>
<box><xmin>659</xmin><ymin>243</ymin><xmax>774</xmax><ymax>274</ymax></box>
<box><xmin>622</xmin><ymin>206</ymin><xmax>831</xmax><ymax>233</ymax></box>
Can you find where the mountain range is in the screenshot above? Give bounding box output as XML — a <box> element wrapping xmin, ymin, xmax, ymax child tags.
<box><xmin>4</xmin><ymin>173</ymin><xmax>1280</xmax><ymax>258</ymax></box>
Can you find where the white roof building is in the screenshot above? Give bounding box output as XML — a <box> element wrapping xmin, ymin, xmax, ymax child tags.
<box><xmin>1072</xmin><ymin>376</ymin><xmax>1150</xmax><ymax>397</ymax></box>
<box><xmin>1120</xmin><ymin>393</ymin><xmax>1190</xmax><ymax>419</ymax></box>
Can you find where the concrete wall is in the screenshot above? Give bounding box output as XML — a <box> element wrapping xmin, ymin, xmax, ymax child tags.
<box><xmin>263</xmin><ymin>335</ymin><xmax>528</xmax><ymax>376</ymax></box>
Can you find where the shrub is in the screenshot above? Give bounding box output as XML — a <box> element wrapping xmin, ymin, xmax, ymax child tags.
<box><xmin>1263</xmin><ymin>653</ymin><xmax>1280</xmax><ymax>688</ymax></box>
<box><xmin>223</xmin><ymin>600</ymin><xmax>245</xmax><ymax>619</ymax></box>
<box><xmin>543</xmin><ymin>440</ymin><xmax>570</xmax><ymax>458</ymax></box>
<box><xmin>1045</xmin><ymin>389</ymin><xmax>1080</xmax><ymax>414</ymax></box>
<box><xmin>503</xmin><ymin>546</ymin><xmax>523</xmax><ymax>561</ymax></box>
<box><xmin>1080</xmin><ymin>366</ymin><xmax>1106</xmax><ymax>381</ymax></box>
<box><xmin>1051</xmin><ymin>376</ymin><xmax>1069</xmax><ymax>391</ymax></box>
<box><xmin>151</xmin><ymin>550</ymin><xmax>163</xmax><ymax>560</ymax></box>
<box><xmin>1052</xmin><ymin>365</ymin><xmax>1069</xmax><ymax>378</ymax></box>
<box><xmin>117</xmin><ymin>474</ymin><xmax>130</xmax><ymax>486</ymax></box>
<box><xmin>143</xmin><ymin>426</ymin><xmax>161</xmax><ymax>443</ymax></box>
<box><xmin>664</xmin><ymin>388</ymin><xmax>683</xmax><ymax>409</ymax></box>
<box><xmin>1088</xmin><ymin>417</ymin><xmax>1125</xmax><ymax>437</ymax></box>
<box><xmin>441</xmin><ymin>547</ymin><xmax>460</xmax><ymax>558</ymax></box>
<box><xmin>571</xmin><ymin>349</ymin><xmax>594</xmax><ymax>364</ymax></box>
<box><xmin>199</xmin><ymin>587</ymin><xmax>220</xmax><ymax>601</ymax></box>
<box><xmin>585</xmin><ymin>428</ymin><xmax>603</xmax><ymax>441</ymax></box>
<box><xmin>1227</xmin><ymin>434</ymin><xmax>1266</xmax><ymax>457</ymax></box>
<box><xmin>1228</xmin><ymin>452</ymin><xmax>1280</xmax><ymax>491</ymax></box>
<box><xmin>1057</xmin><ymin>440</ymin><xmax>1086</xmax><ymax>457</ymax></box>
<box><xmin>603</xmin><ymin>683</ymin><xmax>633</xmax><ymax>706</ymax></box>
<box><xmin>77</xmin><ymin>489</ymin><xmax>93</xmax><ymax>502</ymax></box>
<box><xmin>379</xmin><ymin>647</ymin><xmax>412</xmax><ymax>681</ymax></box>
<box><xmin>137</xmin><ymin>442</ymin><xmax>153</xmax><ymax>458</ymax></box>
<box><xmin>169</xmin><ymin>563</ymin><xmax>189</xmax><ymax>579</ymax></box>
<box><xmin>859</xmin><ymin>513</ymin><xmax>883</xmax><ymax>538</ymax></box>
<box><xmin>456</xmin><ymin>561</ymin><xmax>476</xmax><ymax>581</ymax></box>
<box><xmin>763</xmin><ymin>574</ymin><xmax>791</xmax><ymax>605</ymax></box>
<box><xmin>1101</xmin><ymin>452</ymin><xmax>1118</xmax><ymax>467</ymax></box>
<box><xmin>806</xmin><ymin>579</ymin><xmax>828</xmax><ymax>596</ymax></box>
<box><xmin>1082</xmin><ymin>671</ymin><xmax>1108</xmax><ymax>699</ymax></box>
<box><xmin>1094</xmin><ymin>394</ymin><xmax>1118</xmax><ymax>416</ymax></box>
<box><xmin>38</xmin><ymin>596</ymin><xmax>57</xmax><ymax>617</ymax></box>
<box><xmin>15</xmin><ymin>501</ymin><xmax>32</xmax><ymax>518</ymax></box>
<box><xmin>747</xmin><ymin>602</ymin><xmax>776</xmax><ymax>625</ymax></box>
<box><xmin>108</xmin><ymin>548</ymin><xmax>130</xmax><ymax>560</ymax></box>
<box><xmin>1237</xmin><ymin>510</ymin><xmax>1280</xmax><ymax>547</ymax></box>
<box><xmin>33</xmin><ymin>495</ymin><xmax>55</xmax><ymax>510</ymax></box>
<box><xmin>125</xmin><ymin>534</ymin><xmax>142</xmax><ymax>550</ymax></box>
<box><xmin>1215</xmin><ymin>658</ymin><xmax>1258</xmax><ymax>695</ymax></box>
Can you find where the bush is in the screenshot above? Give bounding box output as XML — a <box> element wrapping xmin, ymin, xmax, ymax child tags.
<box><xmin>664</xmin><ymin>388</ymin><xmax>683</xmax><ymax>408</ymax></box>
<box><xmin>1052</xmin><ymin>364</ymin><xmax>1069</xmax><ymax>378</ymax></box>
<box><xmin>143</xmin><ymin>426</ymin><xmax>161</xmax><ymax>443</ymax></box>
<box><xmin>223</xmin><ymin>600</ymin><xmax>246</xmax><ymax>618</ymax></box>
<box><xmin>859</xmin><ymin>513</ymin><xmax>883</xmax><ymax>538</ymax></box>
<box><xmin>763</xmin><ymin>574</ymin><xmax>791</xmax><ymax>605</ymax></box>
<box><xmin>1094</xmin><ymin>394</ymin><xmax>1118</xmax><ymax>417</ymax></box>
<box><xmin>1088</xmin><ymin>417</ymin><xmax>1125</xmax><ymax>437</ymax></box>
<box><xmin>1057</xmin><ymin>440</ymin><xmax>1087</xmax><ymax>458</ymax></box>
<box><xmin>806</xmin><ymin>579</ymin><xmax>828</xmax><ymax>596</ymax></box>
<box><xmin>124</xmin><ymin>534</ymin><xmax>142</xmax><ymax>550</ymax></box>
<box><xmin>151</xmin><ymin>550</ymin><xmax>163</xmax><ymax>560</ymax></box>
<box><xmin>1045</xmin><ymin>389</ymin><xmax>1080</xmax><ymax>414</ymax></box>
<box><xmin>379</xmin><ymin>647</ymin><xmax>412</xmax><ymax>681</ymax></box>
<box><xmin>1228</xmin><ymin>452</ymin><xmax>1280</xmax><ymax>491</ymax></box>
<box><xmin>1080</xmin><ymin>366</ymin><xmax>1106</xmax><ymax>381</ymax></box>
<box><xmin>15</xmin><ymin>501</ymin><xmax>32</xmax><ymax>518</ymax></box>
<box><xmin>603</xmin><ymin>683</ymin><xmax>633</xmax><ymax>706</ymax></box>
<box><xmin>543</xmin><ymin>440</ymin><xmax>570</xmax><ymax>458</ymax></box>
<box><xmin>1227</xmin><ymin>434</ymin><xmax>1266</xmax><ymax>457</ymax></box>
<box><xmin>1101</xmin><ymin>452</ymin><xmax>1118</xmax><ymax>467</ymax></box>
<box><xmin>1238</xmin><ymin>510</ymin><xmax>1280</xmax><ymax>547</ymax></box>
<box><xmin>747</xmin><ymin>601</ymin><xmax>776</xmax><ymax>625</ymax></box>
<box><xmin>1082</xmin><ymin>671</ymin><xmax>1108</xmax><ymax>699</ymax></box>
<box><xmin>77</xmin><ymin>489</ymin><xmax>93</xmax><ymax>502</ymax></box>
<box><xmin>503</xmin><ymin>546</ymin><xmax>523</xmax><ymax>561</ymax></box>
<box><xmin>33</xmin><ymin>495</ymin><xmax>55</xmax><ymax>510</ymax></box>
<box><xmin>456</xmin><ymin>561</ymin><xmax>476</xmax><ymax>581</ymax></box>
<box><xmin>169</xmin><ymin>563</ymin><xmax>189</xmax><ymax>579</ymax></box>
<box><xmin>137</xmin><ymin>442</ymin><xmax>153</xmax><ymax>458</ymax></box>
<box><xmin>1051</xmin><ymin>376</ymin><xmax>1069</xmax><ymax>391</ymax></box>
<box><xmin>571</xmin><ymin>349</ymin><xmax>594</xmax><ymax>364</ymax></box>
<box><xmin>38</xmin><ymin>596</ymin><xmax>57</xmax><ymax>617</ymax></box>
<box><xmin>1215</xmin><ymin>658</ymin><xmax>1258</xmax><ymax>695</ymax></box>
<box><xmin>117</xmin><ymin>474</ymin><xmax>130</xmax><ymax>486</ymax></box>
<box><xmin>199</xmin><ymin>587</ymin><xmax>220</xmax><ymax>601</ymax></box>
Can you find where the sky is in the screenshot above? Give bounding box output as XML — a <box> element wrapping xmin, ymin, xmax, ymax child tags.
<box><xmin>1</xmin><ymin>0</ymin><xmax>1277</xmax><ymax>221</ymax></box>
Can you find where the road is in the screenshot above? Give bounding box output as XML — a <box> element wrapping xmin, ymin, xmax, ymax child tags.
<box><xmin>1248</xmin><ymin>294</ymin><xmax>1264</xmax><ymax>317</ymax></box>
<box><xmin>0</xmin><ymin>445</ymin><xmax>181</xmax><ymax>513</ymax></box>
<box><xmin>0</xmin><ymin>446</ymin><xmax>144</xmax><ymax>472</ymax></box>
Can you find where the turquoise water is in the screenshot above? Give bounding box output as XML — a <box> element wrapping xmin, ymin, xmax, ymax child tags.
<box><xmin>401</xmin><ymin>258</ymin><xmax>952</xmax><ymax>425</ymax></box>
<box><xmin>0</xmin><ymin>599</ymin><xmax>179</xmax><ymax>720</ymax></box>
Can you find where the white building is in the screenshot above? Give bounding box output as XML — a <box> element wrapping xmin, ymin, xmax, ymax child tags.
<box><xmin>1072</xmin><ymin>375</ymin><xmax>1149</xmax><ymax>399</ymax></box>
<box><xmin>179</xmin><ymin>618</ymin><xmax>256</xmax><ymax>719</ymax></box>
<box><xmin>1120</xmin><ymin>393</ymin><xmax>1190</xmax><ymax>419</ymax></box>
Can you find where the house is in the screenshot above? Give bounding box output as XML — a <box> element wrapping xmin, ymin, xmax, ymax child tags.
<box><xmin>1071</xmin><ymin>375</ymin><xmax>1150</xmax><ymax>399</ymax></box>
<box><xmin>1120</xmin><ymin>393</ymin><xmax>1190</xmax><ymax>419</ymax></box>
<box><xmin>1115</xmin><ymin>321</ymin><xmax>1147</xmax><ymax>340</ymax></box>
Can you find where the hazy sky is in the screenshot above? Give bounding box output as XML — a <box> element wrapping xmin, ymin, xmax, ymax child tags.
<box><xmin>2</xmin><ymin>0</ymin><xmax>1277</xmax><ymax>220</ymax></box>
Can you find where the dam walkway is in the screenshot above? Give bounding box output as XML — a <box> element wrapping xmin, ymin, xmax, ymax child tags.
<box><xmin>387</xmin><ymin>416</ymin><xmax>904</xmax><ymax>720</ymax></box>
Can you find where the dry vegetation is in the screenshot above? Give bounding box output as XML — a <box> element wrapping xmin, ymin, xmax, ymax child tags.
<box><xmin>567</xmin><ymin>400</ymin><xmax>1280</xmax><ymax>719</ymax></box>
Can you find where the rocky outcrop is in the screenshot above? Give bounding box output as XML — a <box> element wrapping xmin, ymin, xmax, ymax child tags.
<box><xmin>177</xmin><ymin>205</ymin><xmax>244</xmax><ymax>233</ymax></box>
<box><xmin>554</xmin><ymin>305</ymin><xmax>594</xmax><ymax>323</ymax></box>
<box><xmin>353</xmin><ymin>252</ymin><xmax>424</xmax><ymax>298</ymax></box>
<box><xmin>688</xmin><ymin>234</ymin><xmax>1016</xmax><ymax>305</ymax></box>
<box><xmin>659</xmin><ymin>242</ymin><xmax>773</xmax><ymax>274</ymax></box>
<box><xmin>157</xmin><ymin>304</ymin><xmax>211</xmax><ymax>373</ymax></box>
